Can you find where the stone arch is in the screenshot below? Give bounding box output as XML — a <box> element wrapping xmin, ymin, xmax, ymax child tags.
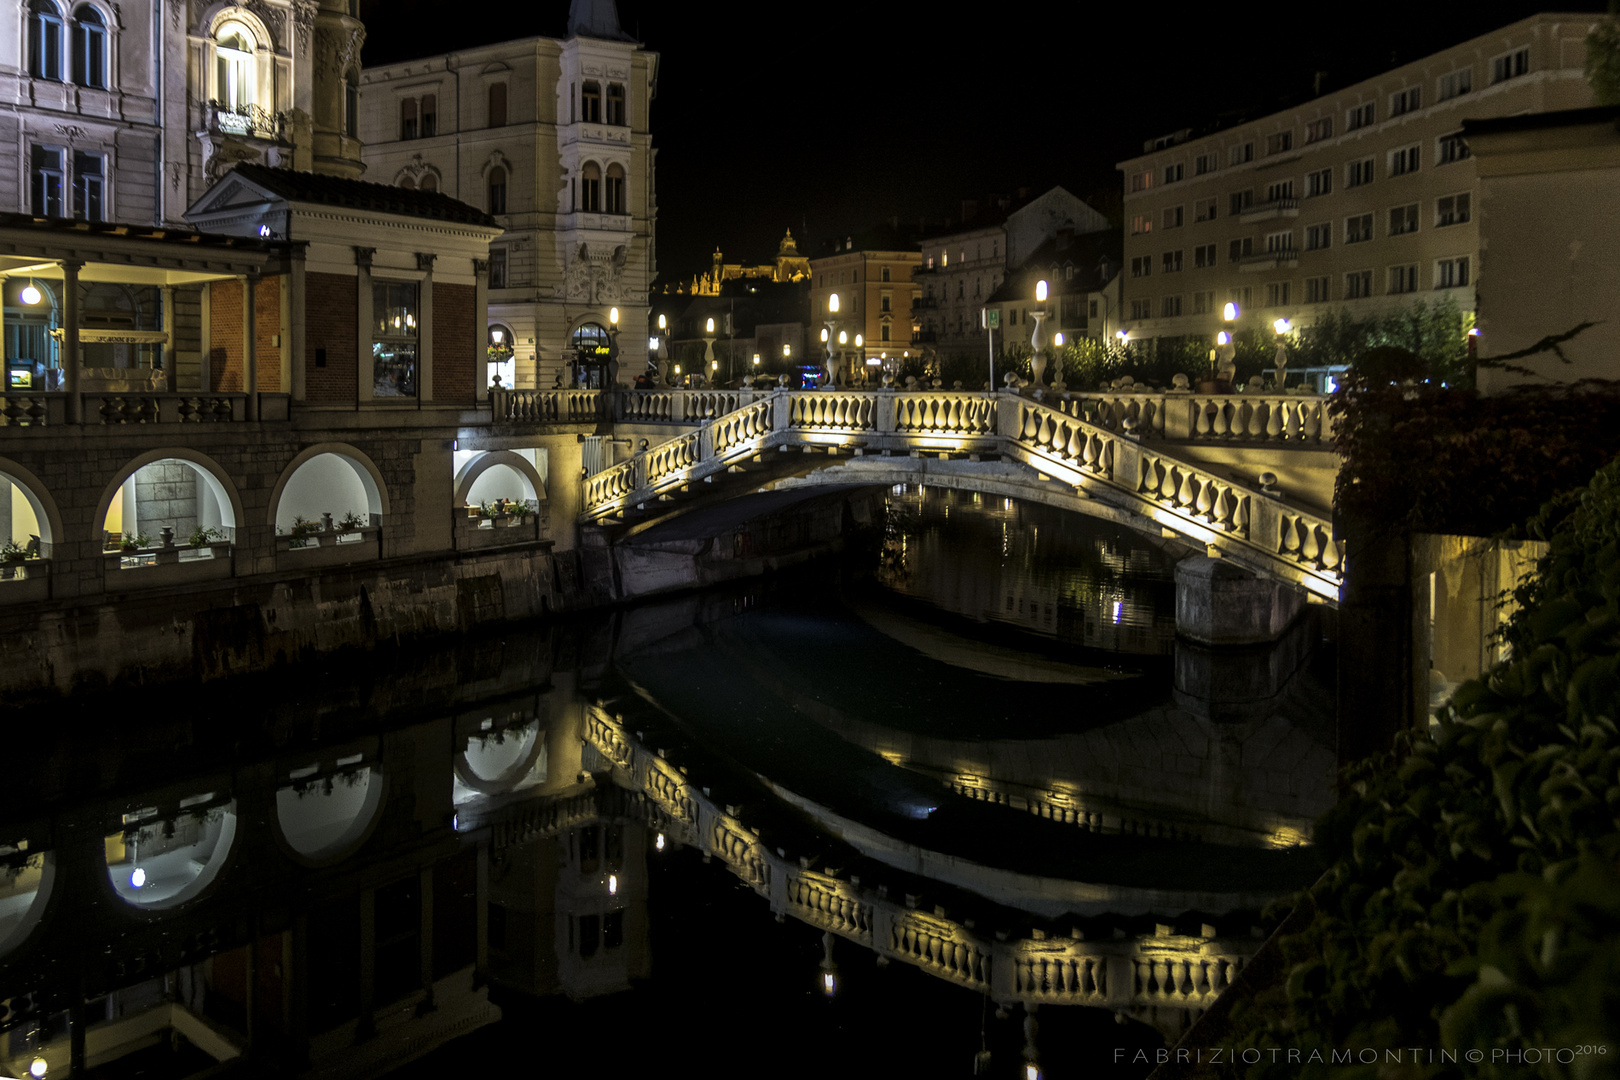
<box><xmin>92</xmin><ymin>448</ymin><xmax>243</xmax><ymax>544</ymax></box>
<box><xmin>0</xmin><ymin>850</ymin><xmax>56</xmax><ymax>958</ymax></box>
<box><xmin>273</xmin><ymin>762</ymin><xmax>388</xmax><ymax>867</ymax></box>
<box><xmin>202</xmin><ymin>4</ymin><xmax>273</xmax><ymax>48</ymax></box>
<box><xmin>266</xmin><ymin>443</ymin><xmax>389</xmax><ymax>530</ymax></box>
<box><xmin>105</xmin><ymin>800</ymin><xmax>238</xmax><ymax>912</ymax></box>
<box><xmin>452</xmin><ymin>450</ymin><xmax>546</xmax><ymax>507</ymax></box>
<box><xmin>480</xmin><ymin>149</ymin><xmax>512</xmax><ymax>181</ymax></box>
<box><xmin>0</xmin><ymin>456</ymin><xmax>64</xmax><ymax>552</ymax></box>
<box><xmin>452</xmin><ymin>720</ymin><xmax>546</xmax><ymax>800</ymax></box>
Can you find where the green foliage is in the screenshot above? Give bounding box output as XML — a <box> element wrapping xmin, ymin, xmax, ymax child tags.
<box><xmin>1333</xmin><ymin>379</ymin><xmax>1620</xmax><ymax>535</ymax></box>
<box><xmin>1226</xmin><ymin>457</ymin><xmax>1620</xmax><ymax>1080</ymax></box>
<box><xmin>0</xmin><ymin>539</ymin><xmax>27</xmax><ymax>562</ymax></box>
<box><xmin>119</xmin><ymin>530</ymin><xmax>151</xmax><ymax>552</ymax></box>
<box><xmin>338</xmin><ymin>511</ymin><xmax>366</xmax><ymax>532</ymax></box>
<box><xmin>188</xmin><ymin>525</ymin><xmax>223</xmax><ymax>548</ymax></box>
<box><xmin>1587</xmin><ymin>10</ymin><xmax>1620</xmax><ymax>106</ymax></box>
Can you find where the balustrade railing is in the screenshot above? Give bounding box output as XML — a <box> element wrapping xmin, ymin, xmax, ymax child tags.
<box><xmin>785</xmin><ymin>390</ymin><xmax>880</xmax><ymax>432</ymax></box>
<box><xmin>1060</xmin><ymin>391</ymin><xmax>1329</xmax><ymax>446</ymax></box>
<box><xmin>491</xmin><ymin>388</ymin><xmax>603</xmax><ymax>424</ymax></box>
<box><xmin>892</xmin><ymin>391</ymin><xmax>997</xmax><ymax>435</ymax></box>
<box><xmin>0</xmin><ymin>392</ymin><xmax>274</xmax><ymax>427</ymax></box>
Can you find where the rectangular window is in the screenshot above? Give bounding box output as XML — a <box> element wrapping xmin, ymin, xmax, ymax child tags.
<box><xmin>605</xmin><ymin>84</ymin><xmax>626</xmax><ymax>125</ymax></box>
<box><xmin>1227</xmin><ymin>285</ymin><xmax>1253</xmax><ymax>311</ymax></box>
<box><xmin>1161</xmin><ymin>295</ymin><xmax>1183</xmax><ymax>317</ymax></box>
<box><xmin>1389</xmin><ymin>204</ymin><xmax>1418</xmax><ymax>236</ymax></box>
<box><xmin>1346</xmin><ymin>270</ymin><xmax>1372</xmax><ymax>299</ymax></box>
<box><xmin>489</xmin><ymin>248</ymin><xmax>508</xmax><ymax>289</ymax></box>
<box><xmin>1194</xmin><ymin>197</ymin><xmax>1217</xmax><ymax>222</ymax></box>
<box><xmin>1346</xmin><ymin>213</ymin><xmax>1373</xmax><ymax>244</ymax></box>
<box><xmin>72</xmin><ymin>151</ymin><xmax>102</xmax><ymax>221</ymax></box>
<box><xmin>1265</xmin><ymin>230</ymin><xmax>1294</xmax><ymax>253</ymax></box>
<box><xmin>1266</xmin><ymin>282</ymin><xmax>1290</xmax><ymax>307</ymax></box>
<box><xmin>1305</xmin><ymin>276</ymin><xmax>1330</xmax><ymax>303</ymax></box>
<box><xmin>1346</xmin><ymin>102</ymin><xmax>1375</xmax><ymax>131</ymax></box>
<box><xmin>1305</xmin><ymin>222</ymin><xmax>1331</xmax><ymax>251</ymax></box>
<box><xmin>1195</xmin><ymin>152</ymin><xmax>1218</xmax><ymax>175</ymax></box>
<box><xmin>1265</xmin><ymin>131</ymin><xmax>1293</xmax><ymax>155</ymax></box>
<box><xmin>1161</xmin><ymin>250</ymin><xmax>1183</xmax><ymax>273</ymax></box>
<box><xmin>1389</xmin><ymin>144</ymin><xmax>1420</xmax><ymax>176</ymax></box>
<box><xmin>1438</xmin><ymin>67</ymin><xmax>1472</xmax><ymax>101</ymax></box>
<box><xmin>1189</xmin><ymin>291</ymin><xmax>1211</xmax><ymax>315</ymax></box>
<box><xmin>30</xmin><ymin>145</ymin><xmax>63</xmax><ymax>217</ymax></box>
<box><xmin>1388</xmin><ymin>264</ymin><xmax>1419</xmax><ymax>294</ymax></box>
<box><xmin>1228</xmin><ymin>237</ymin><xmax>1253</xmax><ymax>262</ymax></box>
<box><xmin>1229</xmin><ymin>189</ymin><xmax>1253</xmax><ymax>216</ymax></box>
<box><xmin>1129</xmin><ymin>213</ymin><xmax>1152</xmax><ymax>235</ymax></box>
<box><xmin>372</xmin><ymin>280</ymin><xmax>419</xmax><ymax>398</ymax></box>
<box><xmin>1491</xmin><ymin>47</ymin><xmax>1530</xmax><ymax>84</ymax></box>
<box><xmin>1129</xmin><ymin>298</ymin><xmax>1152</xmax><ymax>320</ymax></box>
<box><xmin>1163</xmin><ymin>163</ymin><xmax>1184</xmax><ymax>184</ymax></box>
<box><xmin>1194</xmin><ymin>243</ymin><xmax>1217</xmax><ymax>268</ymax></box>
<box><xmin>1306</xmin><ymin>168</ymin><xmax>1332</xmax><ymax>197</ymax></box>
<box><xmin>1229</xmin><ymin>141</ymin><xmax>1254</xmax><ymax>166</ymax></box>
<box><xmin>1436</xmin><ymin>256</ymin><xmax>1471</xmax><ymax>289</ymax></box>
<box><xmin>420</xmin><ymin>95</ymin><xmax>437</xmax><ymax>138</ymax></box>
<box><xmin>1305</xmin><ymin>118</ymin><xmax>1333</xmax><ymax>144</ymax></box>
<box><xmin>1129</xmin><ymin>170</ymin><xmax>1153</xmax><ymax>193</ymax></box>
<box><xmin>1265</xmin><ymin>180</ymin><xmax>1295</xmax><ymax>203</ymax></box>
<box><xmin>1130</xmin><ymin>255</ymin><xmax>1151</xmax><ymax>278</ymax></box>
<box><xmin>1437</xmin><ymin>132</ymin><xmax>1470</xmax><ymax>165</ymax></box>
<box><xmin>1436</xmin><ymin>192</ymin><xmax>1471</xmax><ymax>226</ymax></box>
<box><xmin>1390</xmin><ymin>86</ymin><xmax>1421</xmax><ymax>117</ymax></box>
<box><xmin>1346</xmin><ymin>158</ymin><xmax>1375</xmax><ymax>187</ymax></box>
<box><xmin>1162</xmin><ymin>205</ymin><xmax>1184</xmax><ymax>229</ymax></box>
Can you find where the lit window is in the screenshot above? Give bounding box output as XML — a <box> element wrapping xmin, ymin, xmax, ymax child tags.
<box><xmin>215</xmin><ymin>21</ymin><xmax>255</xmax><ymax>114</ymax></box>
<box><xmin>373</xmin><ymin>281</ymin><xmax>419</xmax><ymax>398</ymax></box>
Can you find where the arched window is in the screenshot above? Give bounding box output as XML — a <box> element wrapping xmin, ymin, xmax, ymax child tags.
<box><xmin>71</xmin><ymin>5</ymin><xmax>104</xmax><ymax>88</ymax></box>
<box><xmin>487</xmin><ymin>166</ymin><xmax>506</xmax><ymax>214</ymax></box>
<box><xmin>419</xmin><ymin>172</ymin><xmax>437</xmax><ymax>192</ymax></box>
<box><xmin>604</xmin><ymin>163</ymin><xmax>625</xmax><ymax>214</ymax></box>
<box><xmin>398</xmin><ymin>175</ymin><xmax>416</xmax><ymax>190</ymax></box>
<box><xmin>579</xmin><ymin>162</ymin><xmax>600</xmax><ymax>213</ymax></box>
<box><xmin>400</xmin><ymin>98</ymin><xmax>418</xmax><ymax>139</ymax></box>
<box><xmin>606</xmin><ymin>83</ymin><xmax>625</xmax><ymax>125</ymax></box>
<box><xmin>28</xmin><ymin>0</ymin><xmax>64</xmax><ymax>81</ymax></box>
<box><xmin>215</xmin><ymin>21</ymin><xmax>255</xmax><ymax>113</ymax></box>
<box><xmin>581</xmin><ymin>81</ymin><xmax>600</xmax><ymax>123</ymax></box>
<box><xmin>488</xmin><ymin>82</ymin><xmax>507</xmax><ymax>128</ymax></box>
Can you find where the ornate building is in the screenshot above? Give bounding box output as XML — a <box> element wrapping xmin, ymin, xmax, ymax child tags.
<box><xmin>675</xmin><ymin>230</ymin><xmax>813</xmax><ymax>296</ymax></box>
<box><xmin>0</xmin><ymin>0</ymin><xmax>363</xmax><ymax>226</ymax></box>
<box><xmin>357</xmin><ymin>0</ymin><xmax>657</xmax><ymax>389</ymax></box>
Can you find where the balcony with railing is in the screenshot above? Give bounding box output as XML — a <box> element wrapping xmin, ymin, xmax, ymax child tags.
<box><xmin>1239</xmin><ymin>247</ymin><xmax>1299</xmax><ymax>272</ymax></box>
<box><xmin>1239</xmin><ymin>198</ymin><xmax>1300</xmax><ymax>224</ymax></box>
<box><xmin>207</xmin><ymin>101</ymin><xmax>287</xmax><ymax>143</ymax></box>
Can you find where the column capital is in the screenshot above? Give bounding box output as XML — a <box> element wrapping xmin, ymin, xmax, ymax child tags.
<box><xmin>353</xmin><ymin>246</ymin><xmax>375</xmax><ymax>269</ymax></box>
<box><xmin>57</xmin><ymin>258</ymin><xmax>84</xmax><ymax>273</ymax></box>
<box><xmin>472</xmin><ymin>258</ymin><xmax>489</xmax><ymax>277</ymax></box>
<box><xmin>415</xmin><ymin>252</ymin><xmax>437</xmax><ymax>273</ymax></box>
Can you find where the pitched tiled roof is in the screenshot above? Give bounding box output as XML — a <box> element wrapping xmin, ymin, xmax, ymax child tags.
<box><xmin>226</xmin><ymin>163</ymin><xmax>498</xmax><ymax>227</ymax></box>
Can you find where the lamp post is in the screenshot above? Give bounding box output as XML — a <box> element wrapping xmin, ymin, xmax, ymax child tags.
<box><xmin>1050</xmin><ymin>331</ymin><xmax>1065</xmax><ymax>392</ymax></box>
<box><xmin>606</xmin><ymin>305</ymin><xmax>621</xmax><ymax>388</ymax></box>
<box><xmin>656</xmin><ymin>313</ymin><xmax>669</xmax><ymax>385</ymax></box>
<box><xmin>1029</xmin><ymin>279</ymin><xmax>1050</xmax><ymax>388</ymax></box>
<box><xmin>703</xmin><ymin>316</ymin><xmax>716</xmax><ymax>388</ymax></box>
<box><xmin>1271</xmin><ymin>317</ymin><xmax>1292</xmax><ymax>388</ymax></box>
<box><xmin>824</xmin><ymin>292</ymin><xmax>841</xmax><ymax>388</ymax></box>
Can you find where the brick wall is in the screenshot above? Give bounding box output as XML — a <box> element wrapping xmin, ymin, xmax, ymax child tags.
<box><xmin>207</xmin><ymin>276</ymin><xmax>284</xmax><ymax>392</ymax></box>
<box><xmin>305</xmin><ymin>272</ymin><xmax>357</xmax><ymax>403</ymax></box>
<box><xmin>433</xmin><ymin>281</ymin><xmax>475</xmax><ymax>403</ymax></box>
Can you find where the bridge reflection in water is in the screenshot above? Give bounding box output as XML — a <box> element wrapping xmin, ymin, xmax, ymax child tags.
<box><xmin>0</xmin><ymin>493</ymin><xmax>1334</xmax><ymax>1078</ymax></box>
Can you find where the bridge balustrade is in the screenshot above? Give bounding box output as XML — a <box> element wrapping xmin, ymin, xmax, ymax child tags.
<box><xmin>0</xmin><ymin>392</ymin><xmax>276</xmax><ymax>428</ymax></box>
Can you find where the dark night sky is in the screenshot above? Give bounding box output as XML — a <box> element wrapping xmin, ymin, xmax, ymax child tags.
<box><xmin>361</xmin><ymin>1</ymin><xmax>1610</xmax><ymax>286</ymax></box>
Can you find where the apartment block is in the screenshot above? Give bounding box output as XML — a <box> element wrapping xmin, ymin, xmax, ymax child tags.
<box><xmin>1117</xmin><ymin>13</ymin><xmax>1601</xmax><ymax>346</ymax></box>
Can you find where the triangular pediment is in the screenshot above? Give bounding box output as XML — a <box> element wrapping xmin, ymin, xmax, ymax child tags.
<box><xmin>184</xmin><ymin>172</ymin><xmax>283</xmax><ymax>220</ymax></box>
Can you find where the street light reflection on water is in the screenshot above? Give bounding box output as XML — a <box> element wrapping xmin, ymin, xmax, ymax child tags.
<box><xmin>0</xmin><ymin>486</ymin><xmax>1335</xmax><ymax>1079</ymax></box>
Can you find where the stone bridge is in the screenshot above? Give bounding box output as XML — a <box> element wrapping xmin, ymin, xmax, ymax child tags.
<box><xmin>495</xmin><ymin>385</ymin><xmax>1344</xmax><ymax>603</ymax></box>
<box><xmin>544</xmin><ymin>702</ymin><xmax>1265</xmax><ymax>1040</ymax></box>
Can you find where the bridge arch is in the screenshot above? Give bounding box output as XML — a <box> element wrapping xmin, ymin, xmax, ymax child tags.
<box><xmin>272</xmin><ymin>757</ymin><xmax>388</xmax><ymax>867</ymax></box>
<box><xmin>93</xmin><ymin>449</ymin><xmax>244</xmax><ymax>546</ymax></box>
<box><xmin>452</xmin><ymin>450</ymin><xmax>546</xmax><ymax>508</ymax></box>
<box><xmin>0</xmin><ymin>456</ymin><xmax>64</xmax><ymax>553</ymax></box>
<box><xmin>267</xmin><ymin>443</ymin><xmax>389</xmax><ymax>531</ymax></box>
<box><xmin>0</xmin><ymin>849</ymin><xmax>56</xmax><ymax>957</ymax></box>
<box><xmin>103</xmin><ymin>797</ymin><xmax>239</xmax><ymax>912</ymax></box>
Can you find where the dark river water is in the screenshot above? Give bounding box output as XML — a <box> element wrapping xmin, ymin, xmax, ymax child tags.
<box><xmin>0</xmin><ymin>486</ymin><xmax>1337</xmax><ymax>1080</ymax></box>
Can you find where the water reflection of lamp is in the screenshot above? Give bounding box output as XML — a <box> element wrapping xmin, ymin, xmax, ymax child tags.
<box><xmin>818</xmin><ymin>929</ymin><xmax>838</xmax><ymax>996</ymax></box>
<box><xmin>130</xmin><ymin>867</ymin><xmax>146</xmax><ymax>888</ymax></box>
<box><xmin>655</xmin><ymin>832</ymin><xmax>665</xmax><ymax>852</ymax></box>
<box><xmin>30</xmin><ymin>1056</ymin><xmax>47</xmax><ymax>1078</ymax></box>
<box><xmin>608</xmin><ymin>873</ymin><xmax>618</xmax><ymax>896</ymax></box>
